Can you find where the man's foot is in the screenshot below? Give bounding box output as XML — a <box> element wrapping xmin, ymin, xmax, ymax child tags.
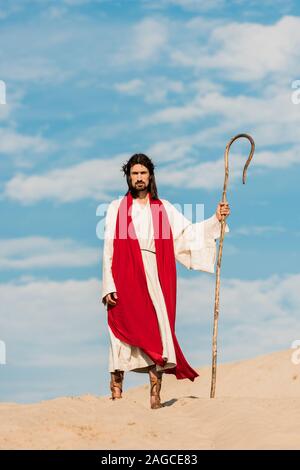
<box><xmin>110</xmin><ymin>370</ymin><xmax>124</xmax><ymax>400</ymax></box>
<box><xmin>149</xmin><ymin>366</ymin><xmax>163</xmax><ymax>409</ymax></box>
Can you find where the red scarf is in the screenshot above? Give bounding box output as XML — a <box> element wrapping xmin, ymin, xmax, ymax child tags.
<box><xmin>107</xmin><ymin>191</ymin><xmax>199</xmax><ymax>381</ymax></box>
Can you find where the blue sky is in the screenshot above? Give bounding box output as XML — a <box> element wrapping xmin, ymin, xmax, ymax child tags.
<box><xmin>0</xmin><ymin>0</ymin><xmax>300</xmax><ymax>403</ymax></box>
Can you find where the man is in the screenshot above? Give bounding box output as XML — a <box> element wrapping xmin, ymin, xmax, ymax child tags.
<box><xmin>101</xmin><ymin>153</ymin><xmax>230</xmax><ymax>409</ymax></box>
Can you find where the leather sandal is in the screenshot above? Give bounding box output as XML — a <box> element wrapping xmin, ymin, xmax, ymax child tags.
<box><xmin>110</xmin><ymin>370</ymin><xmax>124</xmax><ymax>400</ymax></box>
<box><xmin>149</xmin><ymin>369</ymin><xmax>163</xmax><ymax>409</ymax></box>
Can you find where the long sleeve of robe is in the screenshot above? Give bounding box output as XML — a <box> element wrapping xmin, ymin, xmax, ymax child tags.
<box><xmin>101</xmin><ymin>196</ymin><xmax>229</xmax><ymax>373</ymax></box>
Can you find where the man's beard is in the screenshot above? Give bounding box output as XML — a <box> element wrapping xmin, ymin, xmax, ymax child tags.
<box><xmin>128</xmin><ymin>180</ymin><xmax>149</xmax><ymax>197</ymax></box>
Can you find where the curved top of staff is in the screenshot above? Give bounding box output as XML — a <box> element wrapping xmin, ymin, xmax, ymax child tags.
<box><xmin>223</xmin><ymin>133</ymin><xmax>255</xmax><ymax>199</ymax></box>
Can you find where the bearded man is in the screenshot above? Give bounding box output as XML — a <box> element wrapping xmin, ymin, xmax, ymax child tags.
<box><xmin>101</xmin><ymin>153</ymin><xmax>230</xmax><ymax>409</ymax></box>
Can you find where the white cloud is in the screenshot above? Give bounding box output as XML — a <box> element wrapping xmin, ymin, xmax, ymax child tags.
<box><xmin>114</xmin><ymin>17</ymin><xmax>169</xmax><ymax>64</ymax></box>
<box><xmin>3</xmin><ymin>153</ymin><xmax>129</xmax><ymax>204</ymax></box>
<box><xmin>147</xmin><ymin>137</ymin><xmax>196</xmax><ymax>163</ymax></box>
<box><xmin>170</xmin><ymin>16</ymin><xmax>300</xmax><ymax>82</ymax></box>
<box><xmin>140</xmin><ymin>87</ymin><xmax>296</xmax><ymax>129</ymax></box>
<box><xmin>0</xmin><ymin>277</ymin><xmax>106</xmax><ymax>368</ymax></box>
<box><xmin>157</xmin><ymin>155</ymin><xmax>228</xmax><ymax>190</ymax></box>
<box><xmin>176</xmin><ymin>272</ymin><xmax>300</xmax><ymax>362</ymax></box>
<box><xmin>143</xmin><ymin>0</ymin><xmax>225</xmax><ymax>12</ymax></box>
<box><xmin>139</xmin><ymin>82</ymin><xmax>300</xmax><ymax>149</ymax></box>
<box><xmin>0</xmin><ymin>237</ymin><xmax>99</xmax><ymax>269</ymax></box>
<box><xmin>235</xmin><ymin>225</ymin><xmax>286</xmax><ymax>236</ymax></box>
<box><xmin>114</xmin><ymin>76</ymin><xmax>184</xmax><ymax>104</ymax></box>
<box><xmin>2</xmin><ymin>9</ymin><xmax>298</xmax><ymax>91</ymax></box>
<box><xmin>1</xmin><ymin>55</ymin><xmax>72</xmax><ymax>83</ymax></box>
<box><xmin>140</xmin><ymin>100</ymin><xmax>203</xmax><ymax>126</ymax></box>
<box><xmin>155</xmin><ymin>144</ymin><xmax>299</xmax><ymax>191</ymax></box>
<box><xmin>133</xmin><ymin>17</ymin><xmax>169</xmax><ymax>61</ymax></box>
<box><xmin>0</xmin><ymin>13</ymin><xmax>112</xmax><ymax>84</ymax></box>
<box><xmin>114</xmin><ymin>79</ymin><xmax>144</xmax><ymax>94</ymax></box>
<box><xmin>0</xmin><ymin>10</ymin><xmax>174</xmax><ymax>86</ymax></box>
<box><xmin>248</xmin><ymin>147</ymin><xmax>300</xmax><ymax>168</ymax></box>
<box><xmin>162</xmin><ymin>151</ymin><xmax>252</xmax><ymax>190</ymax></box>
<box><xmin>0</xmin><ymin>277</ymin><xmax>104</xmax><ymax>344</ymax></box>
<box><xmin>178</xmin><ymin>273</ymin><xmax>300</xmax><ymax>325</ymax></box>
<box><xmin>63</xmin><ymin>0</ymin><xmax>96</xmax><ymax>5</ymax></box>
<box><xmin>0</xmin><ymin>127</ymin><xmax>53</xmax><ymax>157</ymax></box>
<box><xmin>0</xmin><ymin>276</ymin><xmax>108</xmax><ymax>401</ymax></box>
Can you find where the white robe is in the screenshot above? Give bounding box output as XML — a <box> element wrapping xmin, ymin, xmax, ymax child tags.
<box><xmin>101</xmin><ymin>195</ymin><xmax>229</xmax><ymax>373</ymax></box>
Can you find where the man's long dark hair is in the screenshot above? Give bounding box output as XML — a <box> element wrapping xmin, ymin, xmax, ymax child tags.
<box><xmin>122</xmin><ymin>153</ymin><xmax>159</xmax><ymax>199</ymax></box>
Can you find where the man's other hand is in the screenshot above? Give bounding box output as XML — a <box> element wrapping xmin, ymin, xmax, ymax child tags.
<box><xmin>105</xmin><ymin>292</ymin><xmax>118</xmax><ymax>306</ymax></box>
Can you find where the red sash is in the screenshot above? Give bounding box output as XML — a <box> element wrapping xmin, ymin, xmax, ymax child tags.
<box><xmin>107</xmin><ymin>192</ymin><xmax>199</xmax><ymax>381</ymax></box>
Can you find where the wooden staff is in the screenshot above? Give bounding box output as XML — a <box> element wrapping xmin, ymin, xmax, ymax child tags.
<box><xmin>210</xmin><ymin>133</ymin><xmax>255</xmax><ymax>399</ymax></box>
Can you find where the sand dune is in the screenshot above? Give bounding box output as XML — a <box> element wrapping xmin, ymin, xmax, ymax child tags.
<box><xmin>1</xmin><ymin>349</ymin><xmax>300</xmax><ymax>450</ymax></box>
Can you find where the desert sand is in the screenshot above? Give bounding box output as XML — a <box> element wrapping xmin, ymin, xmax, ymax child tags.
<box><xmin>1</xmin><ymin>348</ymin><xmax>300</xmax><ymax>450</ymax></box>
